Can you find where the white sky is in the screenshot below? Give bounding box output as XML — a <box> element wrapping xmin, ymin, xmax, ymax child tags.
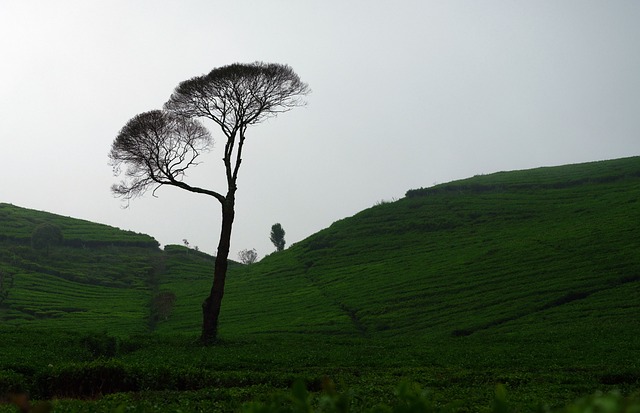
<box><xmin>1</xmin><ymin>1</ymin><xmax>639</xmax><ymax>259</ymax></box>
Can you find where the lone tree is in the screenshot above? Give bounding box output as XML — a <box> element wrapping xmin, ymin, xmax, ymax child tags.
<box><xmin>270</xmin><ymin>223</ymin><xmax>286</xmax><ymax>252</ymax></box>
<box><xmin>109</xmin><ymin>62</ymin><xmax>309</xmax><ymax>343</ymax></box>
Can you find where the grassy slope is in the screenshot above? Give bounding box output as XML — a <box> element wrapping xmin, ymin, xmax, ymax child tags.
<box><xmin>0</xmin><ymin>204</ymin><xmax>157</xmax><ymax>246</ymax></box>
<box><xmin>5</xmin><ymin>157</ymin><xmax>637</xmax><ymax>344</ymax></box>
<box><xmin>160</xmin><ymin>157</ymin><xmax>640</xmax><ymax>366</ymax></box>
<box><xmin>134</xmin><ymin>155</ymin><xmax>640</xmax><ymax>410</ymax></box>
<box><xmin>0</xmin><ymin>204</ymin><xmax>161</xmax><ymax>333</ymax></box>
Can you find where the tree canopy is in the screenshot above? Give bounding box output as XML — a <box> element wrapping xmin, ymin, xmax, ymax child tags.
<box><xmin>165</xmin><ymin>62</ymin><xmax>309</xmax><ymax>130</ymax></box>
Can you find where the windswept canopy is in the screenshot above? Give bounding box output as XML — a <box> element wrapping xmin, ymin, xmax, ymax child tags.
<box><xmin>109</xmin><ymin>110</ymin><xmax>215</xmax><ymax>201</ymax></box>
<box><xmin>164</xmin><ymin>62</ymin><xmax>310</xmax><ymax>136</ymax></box>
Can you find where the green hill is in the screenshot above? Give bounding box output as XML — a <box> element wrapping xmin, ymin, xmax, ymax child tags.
<box><xmin>1</xmin><ymin>156</ymin><xmax>639</xmax><ymax>411</ymax></box>
<box><xmin>0</xmin><ymin>204</ymin><xmax>162</xmax><ymax>333</ymax></box>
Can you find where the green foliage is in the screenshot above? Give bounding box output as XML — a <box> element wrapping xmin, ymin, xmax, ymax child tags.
<box><xmin>0</xmin><ymin>269</ymin><xmax>13</xmax><ymax>307</ymax></box>
<box><xmin>35</xmin><ymin>359</ymin><xmax>134</xmax><ymax>398</ymax></box>
<box><xmin>279</xmin><ymin>380</ymin><xmax>455</xmax><ymax>413</ymax></box>
<box><xmin>80</xmin><ymin>331</ymin><xmax>121</xmax><ymax>359</ymax></box>
<box><xmin>0</xmin><ymin>328</ymin><xmax>639</xmax><ymax>411</ymax></box>
<box><xmin>0</xmin><ymin>204</ymin><xmax>164</xmax><ymax>332</ymax></box>
<box><xmin>0</xmin><ymin>202</ymin><xmax>159</xmax><ymax>247</ymax></box>
<box><xmin>559</xmin><ymin>391</ymin><xmax>640</xmax><ymax>413</ymax></box>
<box><xmin>0</xmin><ymin>369</ymin><xmax>26</xmax><ymax>395</ymax></box>
<box><xmin>149</xmin><ymin>291</ymin><xmax>177</xmax><ymax>324</ymax></box>
<box><xmin>242</xmin><ymin>382</ymin><xmax>640</xmax><ymax>413</ymax></box>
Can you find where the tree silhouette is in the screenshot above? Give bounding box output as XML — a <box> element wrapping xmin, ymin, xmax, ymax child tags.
<box><xmin>110</xmin><ymin>62</ymin><xmax>309</xmax><ymax>343</ymax></box>
<box><xmin>270</xmin><ymin>223</ymin><xmax>286</xmax><ymax>252</ymax></box>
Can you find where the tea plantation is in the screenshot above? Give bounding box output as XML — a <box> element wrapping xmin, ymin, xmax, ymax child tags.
<box><xmin>1</xmin><ymin>156</ymin><xmax>639</xmax><ymax>412</ymax></box>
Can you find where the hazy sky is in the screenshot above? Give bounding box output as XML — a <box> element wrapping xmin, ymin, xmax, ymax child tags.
<box><xmin>1</xmin><ymin>1</ymin><xmax>639</xmax><ymax>259</ymax></box>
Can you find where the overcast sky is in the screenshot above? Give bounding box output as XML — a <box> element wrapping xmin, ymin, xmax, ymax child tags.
<box><xmin>1</xmin><ymin>1</ymin><xmax>639</xmax><ymax>259</ymax></box>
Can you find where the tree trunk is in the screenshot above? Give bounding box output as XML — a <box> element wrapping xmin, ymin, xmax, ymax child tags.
<box><xmin>201</xmin><ymin>197</ymin><xmax>235</xmax><ymax>344</ymax></box>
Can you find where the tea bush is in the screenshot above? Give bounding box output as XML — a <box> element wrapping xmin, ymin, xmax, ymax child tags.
<box><xmin>81</xmin><ymin>331</ymin><xmax>120</xmax><ymax>359</ymax></box>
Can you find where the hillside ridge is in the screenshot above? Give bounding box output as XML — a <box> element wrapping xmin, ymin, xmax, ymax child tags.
<box><xmin>0</xmin><ymin>202</ymin><xmax>159</xmax><ymax>248</ymax></box>
<box><xmin>206</xmin><ymin>155</ymin><xmax>640</xmax><ymax>345</ymax></box>
<box><xmin>1</xmin><ymin>156</ymin><xmax>639</xmax><ymax>348</ymax></box>
<box><xmin>407</xmin><ymin>156</ymin><xmax>640</xmax><ymax>197</ymax></box>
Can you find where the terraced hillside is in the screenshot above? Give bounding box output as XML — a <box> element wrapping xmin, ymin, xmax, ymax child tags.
<box><xmin>1</xmin><ymin>157</ymin><xmax>639</xmax><ymax>411</ymax></box>
<box><xmin>3</xmin><ymin>157</ymin><xmax>639</xmax><ymax>351</ymax></box>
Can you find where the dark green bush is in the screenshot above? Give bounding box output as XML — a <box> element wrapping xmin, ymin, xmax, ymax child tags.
<box><xmin>80</xmin><ymin>331</ymin><xmax>120</xmax><ymax>359</ymax></box>
<box><xmin>242</xmin><ymin>380</ymin><xmax>462</xmax><ymax>413</ymax></box>
<box><xmin>149</xmin><ymin>291</ymin><xmax>177</xmax><ymax>325</ymax></box>
<box><xmin>242</xmin><ymin>382</ymin><xmax>640</xmax><ymax>413</ymax></box>
<box><xmin>35</xmin><ymin>360</ymin><xmax>134</xmax><ymax>398</ymax></box>
<box><xmin>559</xmin><ymin>391</ymin><xmax>640</xmax><ymax>413</ymax></box>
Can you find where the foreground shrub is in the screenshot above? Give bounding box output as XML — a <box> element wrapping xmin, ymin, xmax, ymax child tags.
<box><xmin>559</xmin><ymin>391</ymin><xmax>640</xmax><ymax>413</ymax></box>
<box><xmin>243</xmin><ymin>380</ymin><xmax>464</xmax><ymax>413</ymax></box>
<box><xmin>0</xmin><ymin>370</ymin><xmax>26</xmax><ymax>396</ymax></box>
<box><xmin>35</xmin><ymin>360</ymin><xmax>134</xmax><ymax>398</ymax></box>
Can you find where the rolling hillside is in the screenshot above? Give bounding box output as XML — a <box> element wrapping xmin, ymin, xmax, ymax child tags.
<box><xmin>0</xmin><ymin>204</ymin><xmax>161</xmax><ymax>333</ymax></box>
<box><xmin>2</xmin><ymin>157</ymin><xmax>639</xmax><ymax>351</ymax></box>
<box><xmin>157</xmin><ymin>157</ymin><xmax>640</xmax><ymax>354</ymax></box>
<box><xmin>1</xmin><ymin>156</ymin><xmax>639</xmax><ymax>411</ymax></box>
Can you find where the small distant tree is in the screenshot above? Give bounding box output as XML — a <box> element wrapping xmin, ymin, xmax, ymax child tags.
<box><xmin>31</xmin><ymin>223</ymin><xmax>63</xmax><ymax>255</ymax></box>
<box><xmin>182</xmin><ymin>239</ymin><xmax>191</xmax><ymax>255</ymax></box>
<box><xmin>270</xmin><ymin>223</ymin><xmax>286</xmax><ymax>252</ymax></box>
<box><xmin>238</xmin><ymin>248</ymin><xmax>258</xmax><ymax>265</ymax></box>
